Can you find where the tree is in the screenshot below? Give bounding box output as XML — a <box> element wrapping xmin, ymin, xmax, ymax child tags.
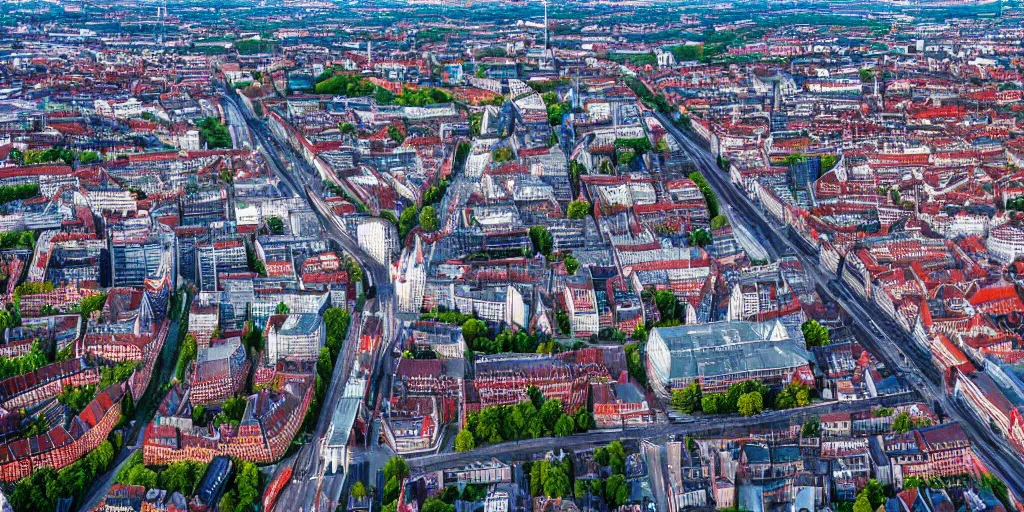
<box><xmin>455</xmin><ymin>429</ymin><xmax>475</xmax><ymax>452</ymax></box>
<box><xmin>853</xmin><ymin>494</ymin><xmax>872</xmax><ymax>512</ymax></box>
<box><xmin>339</xmin><ymin>122</ymin><xmax>356</xmax><ymax>135</ymax></box>
<box><xmin>553</xmin><ymin>414</ymin><xmax>575</xmax><ymax>437</ymax></box>
<box><xmin>632</xmin><ymin>324</ymin><xmax>648</xmax><ymax>341</ymax></box>
<box><xmin>566</xmin><ymin>200</ymin><xmax>591</xmax><ymax>219</ymax></box>
<box><xmin>862</xmin><ymin>479</ymin><xmax>885</xmax><ymax>509</ymax></box>
<box><xmin>461</xmin><ymin>318</ymin><xmax>488</xmax><ymax>348</ymax></box>
<box><xmin>276</xmin><ymin>301</ymin><xmax>290</xmax><ymax>315</ymax></box>
<box><xmin>398</xmin><ymin>205</ymin><xmax>419</xmax><ymax>238</ymax></box>
<box><xmin>802</xmin><ymin>416</ymin><xmax>820</xmax><ymax>437</ymax></box>
<box><xmin>605</xmin><ymin>474</ymin><xmax>630</xmax><ymax>508</ymax></box>
<box><xmin>419</xmin><ymin>206</ymin><xmax>440</xmax><ymax>232</ymax></box>
<box><xmin>689</xmin><ymin>228</ymin><xmax>712</xmax><ymax>248</ymax></box>
<box><xmin>654</xmin><ymin>289</ymin><xmax>682</xmax><ymax>323</ymax></box>
<box><xmin>421</xmin><ymin>498</ymin><xmax>455</xmax><ymax>512</ymax></box>
<box><xmin>527</xmin><ymin>386</ymin><xmax>545</xmax><ymax>410</ymax></box>
<box><xmin>234</xmin><ymin>460</ymin><xmax>260</xmax><ymax>510</ymax></box>
<box><xmin>710</xmin><ymin>215</ymin><xmax>729</xmax><ymax>230</ymax></box>
<box><xmin>529</xmin><ymin>225</ymin><xmax>554</xmax><ymax>257</ymax></box>
<box><xmin>671</xmin><ymin>381</ymin><xmax>703</xmax><ymax>414</ymax></box>
<box><xmin>197</xmin><ymin>117</ymin><xmax>232</xmax><ymax>149</ymax></box>
<box><xmin>126</xmin><ymin>465</ymin><xmax>158</xmax><ymax>488</ymax></box>
<box><xmin>859</xmin><ymin>68</ymin><xmax>874</xmax><ymax>83</ymax></box>
<box><xmin>801</xmin><ymin>319</ymin><xmax>830</xmax><ymax>348</ymax></box>
<box><xmin>574</xmin><ymin>407</ymin><xmax>595</xmax><ymax>432</ymax></box>
<box><xmin>219</xmin><ymin>492</ymin><xmax>238</xmax><ymax>512</ymax></box>
<box><xmin>543</xmin><ymin>464</ymin><xmax>570</xmax><ymax>498</ymax></box>
<box><xmin>701</xmin><ymin>393</ymin><xmax>725</xmax><ymax>414</ymax></box>
<box><xmin>383</xmin><ymin>456</ymin><xmax>410</xmax><ymax>483</ymax></box>
<box><xmin>563</xmin><ymin>255</ymin><xmax>580</xmax><ymax>275</ymax></box>
<box><xmin>177</xmin><ymin>333</ymin><xmax>198</xmax><ymax>381</ymax></box>
<box><xmin>737</xmin><ymin>392</ymin><xmax>764</xmax><ymax>416</ymax></box>
<box><xmin>383</xmin><ymin>477</ymin><xmax>401</xmax><ymax>505</ymax></box>
<box><xmin>266</xmin><ymin>216</ymin><xmax>285</xmax><ymax>234</ymax></box>
<box><xmin>539</xmin><ymin>399</ymin><xmax>564</xmax><ymax>433</ymax></box>
<box><xmin>607</xmin><ymin>440</ymin><xmax>626</xmax><ymax>475</ymax></box>
<box><xmin>892</xmin><ymin>412</ymin><xmax>913</xmax><ymax>434</ymax></box>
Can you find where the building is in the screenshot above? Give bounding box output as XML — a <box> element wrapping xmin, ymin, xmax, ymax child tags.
<box><xmin>645</xmin><ymin>320</ymin><xmax>812</xmax><ymax>397</ymax></box>
<box><xmin>357</xmin><ymin>217</ymin><xmax>398</xmax><ymax>268</ymax></box>
<box><xmin>266</xmin><ymin>314</ymin><xmax>325</xmax><ymax>362</ymax></box>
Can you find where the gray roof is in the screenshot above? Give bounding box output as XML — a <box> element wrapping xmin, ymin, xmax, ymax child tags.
<box><xmin>651</xmin><ymin>321</ymin><xmax>810</xmax><ymax>382</ymax></box>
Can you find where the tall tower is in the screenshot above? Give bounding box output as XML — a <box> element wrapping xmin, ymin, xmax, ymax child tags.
<box><xmin>543</xmin><ymin>0</ymin><xmax>549</xmax><ymax>49</ymax></box>
<box><xmin>367</xmin><ymin>41</ymin><xmax>372</xmax><ymax>67</ymax></box>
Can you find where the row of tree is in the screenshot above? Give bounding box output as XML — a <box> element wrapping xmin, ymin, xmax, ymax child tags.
<box><xmin>671</xmin><ymin>379</ymin><xmax>813</xmax><ymax>417</ymax></box>
<box><xmin>0</xmin><ymin>184</ymin><xmax>39</xmax><ymax>206</ymax></box>
<box><xmin>458</xmin><ymin>388</ymin><xmax>595</xmax><ymax>448</ymax></box>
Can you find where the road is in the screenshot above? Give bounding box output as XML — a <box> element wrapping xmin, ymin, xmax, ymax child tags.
<box><xmin>655</xmin><ymin>111</ymin><xmax>1024</xmax><ymax>499</ymax></box>
<box><xmin>406</xmin><ymin>395</ymin><xmax>899</xmax><ymax>472</ymax></box>
<box><xmin>221</xmin><ymin>93</ymin><xmax>396</xmax><ymax>512</ymax></box>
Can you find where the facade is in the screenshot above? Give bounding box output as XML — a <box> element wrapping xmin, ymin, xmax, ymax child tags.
<box><xmin>266</xmin><ymin>314</ymin><xmax>325</xmax><ymax>362</ymax></box>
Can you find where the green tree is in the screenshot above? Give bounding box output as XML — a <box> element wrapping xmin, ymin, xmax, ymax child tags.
<box><xmin>605</xmin><ymin>474</ymin><xmax>630</xmax><ymax>508</ymax></box>
<box><xmin>419</xmin><ymin>206</ymin><xmax>440</xmax><ymax>232</ymax></box>
<box><xmin>177</xmin><ymin>333</ymin><xmax>198</xmax><ymax>381</ymax></box>
<box><xmin>529</xmin><ymin>225</ymin><xmax>554</xmax><ymax>257</ymax></box>
<box><xmin>351</xmin><ymin>481</ymin><xmax>367</xmax><ymax>499</ymax></box>
<box><xmin>574</xmin><ymin>407</ymin><xmax>595</xmax><ymax>432</ymax></box>
<box><xmin>671</xmin><ymin>381</ymin><xmax>703</xmax><ymax>414</ymax></box>
<box><xmin>398</xmin><ymin>205</ymin><xmax>419</xmax><ymax>238</ymax></box>
<box><xmin>701</xmin><ymin>393</ymin><xmax>724</xmax><ymax>414</ymax></box>
<box><xmin>234</xmin><ymin>460</ymin><xmax>260</xmax><ymax>510</ymax></box>
<box><xmin>126</xmin><ymin>464</ymin><xmax>158</xmax><ymax>488</ymax></box>
<box><xmin>689</xmin><ymin>228</ymin><xmax>712</xmax><ymax>248</ymax></box>
<box><xmin>802</xmin><ymin>417</ymin><xmax>820</xmax><ymax>437</ymax></box>
<box><xmin>383</xmin><ymin>456</ymin><xmax>410</xmax><ymax>483</ymax></box>
<box><xmin>710</xmin><ymin>215</ymin><xmax>729</xmax><ymax>230</ymax></box>
<box><xmin>461</xmin><ymin>318</ymin><xmax>488</xmax><ymax>349</ymax></box>
<box><xmin>632</xmin><ymin>324</ymin><xmax>648</xmax><ymax>341</ymax></box>
<box><xmin>266</xmin><ymin>216</ymin><xmax>285</xmax><ymax>234</ymax></box>
<box><xmin>563</xmin><ymin>255</ymin><xmax>580</xmax><ymax>275</ymax></box>
<box><xmin>654</xmin><ymin>289</ymin><xmax>682</xmax><ymax>323</ymax></box>
<box><xmin>853</xmin><ymin>494</ymin><xmax>872</xmax><ymax>512</ymax></box>
<box><xmin>862</xmin><ymin>479</ymin><xmax>885</xmax><ymax>509</ymax></box>
<box><xmin>737</xmin><ymin>392</ymin><xmax>764</xmax><ymax>416</ymax></box>
<box><xmin>539</xmin><ymin>399</ymin><xmax>564</xmax><ymax>433</ymax></box>
<box><xmin>276</xmin><ymin>301</ymin><xmax>290</xmax><ymax>315</ymax></box>
<box><xmin>388</xmin><ymin>125</ymin><xmax>405</xmax><ymax>144</ymax></box>
<box><xmin>421</xmin><ymin>498</ymin><xmax>455</xmax><ymax>512</ymax></box>
<box><xmin>566</xmin><ymin>200</ymin><xmax>590</xmax><ymax>219</ymax></box>
<box><xmin>219</xmin><ymin>492</ymin><xmax>237</xmax><ymax>512</ymax></box>
<box><xmin>801</xmin><ymin>319</ymin><xmax>830</xmax><ymax>348</ymax></box>
<box><xmin>455</xmin><ymin>429</ymin><xmax>475</xmax><ymax>452</ymax></box>
<box><xmin>892</xmin><ymin>412</ymin><xmax>913</xmax><ymax>434</ymax></box>
<box><xmin>553</xmin><ymin>414</ymin><xmax>575</xmax><ymax>437</ymax></box>
<box><xmin>543</xmin><ymin>464</ymin><xmax>570</xmax><ymax>498</ymax></box>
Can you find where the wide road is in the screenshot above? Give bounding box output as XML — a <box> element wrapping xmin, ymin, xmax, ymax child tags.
<box><xmin>221</xmin><ymin>93</ymin><xmax>396</xmax><ymax>512</ymax></box>
<box><xmin>655</xmin><ymin>112</ymin><xmax>1024</xmax><ymax>498</ymax></box>
<box><xmin>406</xmin><ymin>395</ymin><xmax>899</xmax><ymax>472</ymax></box>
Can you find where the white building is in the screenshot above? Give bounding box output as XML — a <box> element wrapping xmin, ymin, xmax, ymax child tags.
<box><xmin>94</xmin><ymin>98</ymin><xmax>143</xmax><ymax>119</ymax></box>
<box><xmin>357</xmin><ymin>218</ymin><xmax>398</xmax><ymax>268</ymax></box>
<box><xmin>179</xmin><ymin>130</ymin><xmax>201</xmax><ymax>151</ymax></box>
<box><xmin>266</xmin><ymin>313</ymin><xmax>325</xmax><ymax>362</ymax></box>
<box><xmin>988</xmin><ymin>224</ymin><xmax>1024</xmax><ymax>263</ymax></box>
<box><xmin>394</xmin><ymin>236</ymin><xmax>427</xmax><ymax>314</ymax></box>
